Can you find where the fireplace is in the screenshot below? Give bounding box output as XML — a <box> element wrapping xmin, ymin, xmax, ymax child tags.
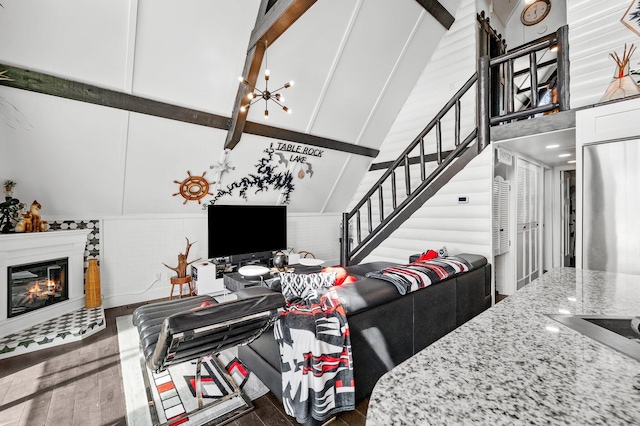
<box><xmin>8</xmin><ymin>258</ymin><xmax>69</xmax><ymax>318</ymax></box>
<box><xmin>0</xmin><ymin>229</ymin><xmax>89</xmax><ymax>339</ymax></box>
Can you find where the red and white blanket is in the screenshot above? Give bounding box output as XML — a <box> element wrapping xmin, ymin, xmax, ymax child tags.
<box><xmin>365</xmin><ymin>256</ymin><xmax>472</xmax><ymax>295</ymax></box>
<box><xmin>274</xmin><ymin>285</ymin><xmax>355</xmax><ymax>424</ymax></box>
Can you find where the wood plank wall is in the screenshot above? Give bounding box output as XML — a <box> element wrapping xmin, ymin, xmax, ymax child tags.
<box><xmin>567</xmin><ymin>0</ymin><xmax>640</xmax><ymax>108</ymax></box>
<box><xmin>347</xmin><ymin>0</ymin><xmax>492</xmax><ymax>264</ymax></box>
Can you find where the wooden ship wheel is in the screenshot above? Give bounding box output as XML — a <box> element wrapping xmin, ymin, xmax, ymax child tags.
<box><xmin>173</xmin><ymin>171</ymin><xmax>215</xmax><ymax>204</ymax></box>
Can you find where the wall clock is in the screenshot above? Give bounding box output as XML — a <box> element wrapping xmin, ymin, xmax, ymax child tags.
<box><xmin>521</xmin><ymin>0</ymin><xmax>551</xmax><ymax>26</ymax></box>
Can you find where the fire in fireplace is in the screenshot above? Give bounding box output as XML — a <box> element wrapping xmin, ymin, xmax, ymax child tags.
<box><xmin>8</xmin><ymin>258</ymin><xmax>69</xmax><ymax>318</ymax></box>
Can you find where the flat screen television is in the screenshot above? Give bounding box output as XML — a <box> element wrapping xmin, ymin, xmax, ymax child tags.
<box><xmin>208</xmin><ymin>204</ymin><xmax>287</xmax><ymax>264</ymax></box>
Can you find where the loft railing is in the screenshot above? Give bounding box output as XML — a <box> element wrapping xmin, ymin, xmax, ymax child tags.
<box><xmin>490</xmin><ymin>25</ymin><xmax>569</xmax><ymax>124</ymax></box>
<box><xmin>340</xmin><ymin>25</ymin><xmax>569</xmax><ymax>266</ymax></box>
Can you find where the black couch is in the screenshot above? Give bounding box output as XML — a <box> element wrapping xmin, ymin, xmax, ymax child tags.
<box><xmin>237</xmin><ymin>253</ymin><xmax>491</xmax><ymax>405</ymax></box>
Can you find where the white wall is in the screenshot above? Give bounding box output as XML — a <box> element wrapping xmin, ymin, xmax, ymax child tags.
<box><xmin>348</xmin><ymin>0</ymin><xmax>492</xmax><ymax>264</ymax></box>
<box><xmin>477</xmin><ymin>0</ymin><xmax>507</xmax><ymax>36</ymax></box>
<box><xmin>370</xmin><ymin>0</ymin><xmax>478</xmax><ymax>164</ymax></box>
<box><xmin>363</xmin><ymin>148</ymin><xmax>492</xmax><ymax>264</ymax></box>
<box><xmin>504</xmin><ymin>0</ymin><xmax>567</xmax><ymax>48</ymax></box>
<box><xmin>568</xmin><ymin>0</ymin><xmax>640</xmax><ymax>108</ymax></box>
<box><xmin>101</xmin><ymin>214</ymin><xmax>208</xmax><ymax>307</ymax></box>
<box><xmin>0</xmin><ymin>0</ymin><xmax>135</xmax><ymax>90</ymax></box>
<box><xmin>98</xmin><ymin>212</ymin><xmax>341</xmax><ymax>308</ymax></box>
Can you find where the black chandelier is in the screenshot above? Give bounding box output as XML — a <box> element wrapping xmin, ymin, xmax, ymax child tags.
<box><xmin>239</xmin><ymin>39</ymin><xmax>293</xmax><ymax>119</ymax></box>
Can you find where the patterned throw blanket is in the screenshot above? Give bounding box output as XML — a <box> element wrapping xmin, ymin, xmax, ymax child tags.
<box><xmin>274</xmin><ymin>284</ymin><xmax>355</xmax><ymax>424</ymax></box>
<box><xmin>365</xmin><ymin>256</ymin><xmax>472</xmax><ymax>295</ymax></box>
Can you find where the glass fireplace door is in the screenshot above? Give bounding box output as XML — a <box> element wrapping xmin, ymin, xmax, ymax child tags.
<box><xmin>8</xmin><ymin>257</ymin><xmax>69</xmax><ymax>318</ymax></box>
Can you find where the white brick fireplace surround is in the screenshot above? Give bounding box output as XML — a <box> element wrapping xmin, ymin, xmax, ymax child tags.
<box><xmin>0</xmin><ymin>229</ymin><xmax>88</xmax><ymax>338</ymax></box>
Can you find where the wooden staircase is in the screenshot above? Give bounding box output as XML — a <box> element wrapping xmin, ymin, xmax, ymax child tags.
<box><xmin>341</xmin><ymin>26</ymin><xmax>570</xmax><ymax>266</ymax></box>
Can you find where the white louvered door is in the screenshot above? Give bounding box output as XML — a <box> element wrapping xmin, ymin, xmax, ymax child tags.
<box><xmin>493</xmin><ymin>176</ymin><xmax>510</xmax><ymax>256</ymax></box>
<box><xmin>516</xmin><ymin>158</ymin><xmax>542</xmax><ymax>290</ymax></box>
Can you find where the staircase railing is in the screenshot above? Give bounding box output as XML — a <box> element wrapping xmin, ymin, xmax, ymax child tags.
<box><xmin>491</xmin><ymin>25</ymin><xmax>570</xmax><ymax>124</ymax></box>
<box><xmin>340</xmin><ymin>25</ymin><xmax>569</xmax><ymax>266</ymax></box>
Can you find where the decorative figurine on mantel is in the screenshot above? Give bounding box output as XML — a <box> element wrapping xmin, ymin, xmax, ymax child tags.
<box><xmin>15</xmin><ymin>200</ymin><xmax>48</xmax><ymax>233</ymax></box>
<box><xmin>163</xmin><ymin>237</ymin><xmax>201</xmax><ymax>299</ymax></box>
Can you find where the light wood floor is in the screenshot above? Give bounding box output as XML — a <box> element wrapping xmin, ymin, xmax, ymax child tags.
<box><xmin>0</xmin><ymin>301</ymin><xmax>368</xmax><ymax>426</ymax></box>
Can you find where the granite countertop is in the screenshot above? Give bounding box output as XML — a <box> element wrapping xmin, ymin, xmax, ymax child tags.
<box><xmin>366</xmin><ymin>268</ymin><xmax>640</xmax><ymax>425</ymax></box>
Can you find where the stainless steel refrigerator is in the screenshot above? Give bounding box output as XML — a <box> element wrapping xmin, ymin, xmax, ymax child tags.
<box><xmin>583</xmin><ymin>139</ymin><xmax>640</xmax><ymax>274</ymax></box>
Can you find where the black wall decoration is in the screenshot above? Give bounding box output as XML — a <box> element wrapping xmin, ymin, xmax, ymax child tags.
<box><xmin>274</xmin><ymin>141</ymin><xmax>322</xmax><ymax>180</ymax></box>
<box><xmin>209</xmin><ymin>143</ymin><xmax>296</xmax><ymax>204</ymax></box>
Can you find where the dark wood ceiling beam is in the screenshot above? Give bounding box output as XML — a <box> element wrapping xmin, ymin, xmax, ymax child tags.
<box><xmin>225</xmin><ymin>43</ymin><xmax>265</xmax><ymax>150</ymax></box>
<box><xmin>0</xmin><ymin>62</ymin><xmax>377</xmax><ymax>158</ymax></box>
<box><xmin>248</xmin><ymin>0</ymin><xmax>317</xmax><ymax>49</ymax></box>
<box><xmin>225</xmin><ymin>0</ymin><xmax>317</xmax><ymax>151</ymax></box>
<box><xmin>244</xmin><ymin>121</ymin><xmax>378</xmax><ymax>158</ymax></box>
<box><xmin>0</xmin><ymin>63</ymin><xmax>230</xmax><ymax>129</ymax></box>
<box><xmin>414</xmin><ymin>0</ymin><xmax>454</xmax><ymax>29</ymax></box>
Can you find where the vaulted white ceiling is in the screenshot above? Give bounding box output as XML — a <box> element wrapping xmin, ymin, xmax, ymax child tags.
<box><xmin>0</xmin><ymin>0</ymin><xmax>465</xmax><ymax>215</ymax></box>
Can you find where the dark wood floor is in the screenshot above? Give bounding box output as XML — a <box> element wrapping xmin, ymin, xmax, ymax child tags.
<box><xmin>0</xmin><ymin>301</ymin><xmax>368</xmax><ymax>426</ymax></box>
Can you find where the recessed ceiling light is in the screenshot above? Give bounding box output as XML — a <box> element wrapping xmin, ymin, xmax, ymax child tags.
<box><xmin>559</xmin><ymin>153</ymin><xmax>571</xmax><ymax>157</ymax></box>
<box><xmin>546</xmin><ymin>144</ymin><xmax>560</xmax><ymax>149</ymax></box>
<box><xmin>568</xmin><ymin>160</ymin><xmax>576</xmax><ymax>164</ymax></box>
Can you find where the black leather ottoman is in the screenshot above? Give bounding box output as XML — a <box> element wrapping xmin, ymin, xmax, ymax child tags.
<box><xmin>132</xmin><ymin>295</ymin><xmax>217</xmax><ymax>364</ymax></box>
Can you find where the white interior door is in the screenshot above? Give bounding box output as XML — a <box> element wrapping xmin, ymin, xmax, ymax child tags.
<box><xmin>516</xmin><ymin>157</ymin><xmax>542</xmax><ymax>290</ymax></box>
<box><xmin>493</xmin><ymin>176</ymin><xmax>510</xmax><ymax>256</ymax></box>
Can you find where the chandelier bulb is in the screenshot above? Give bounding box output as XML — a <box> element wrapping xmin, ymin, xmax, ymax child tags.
<box><xmin>237</xmin><ymin>48</ymin><xmax>292</xmax><ymax>119</ymax></box>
